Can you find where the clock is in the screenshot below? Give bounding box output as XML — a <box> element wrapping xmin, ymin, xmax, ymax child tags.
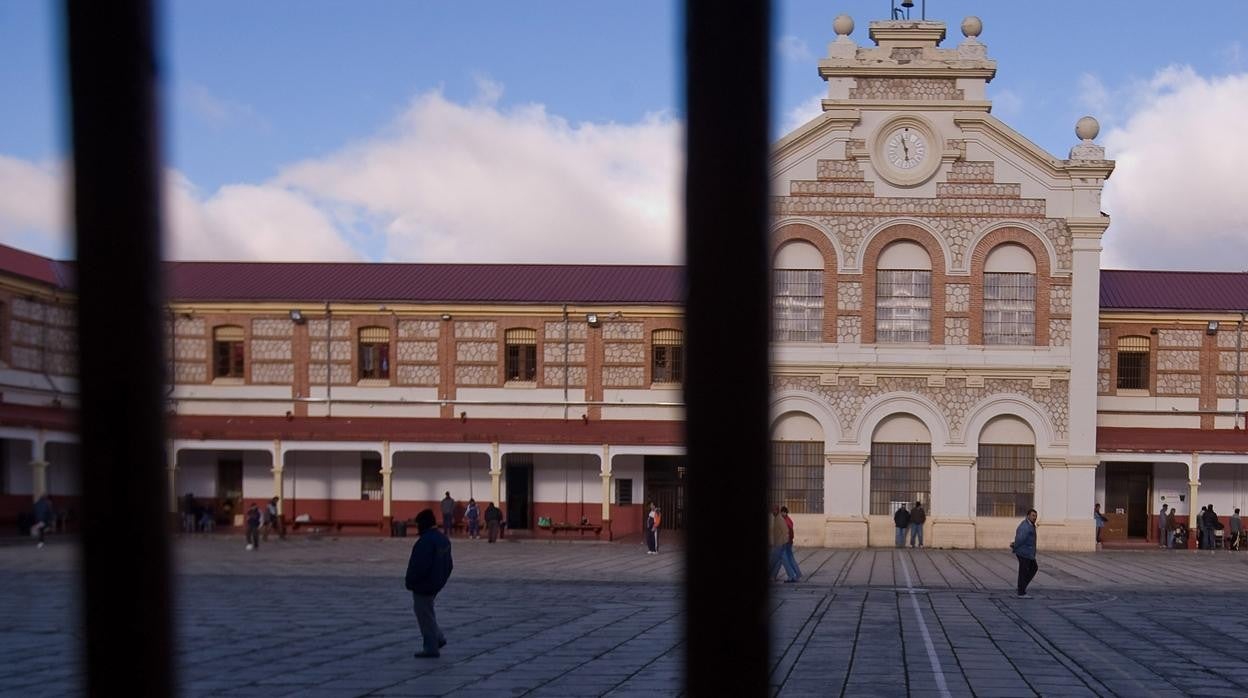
<box><xmin>871</xmin><ymin>117</ymin><xmax>942</xmax><ymax>186</ymax></box>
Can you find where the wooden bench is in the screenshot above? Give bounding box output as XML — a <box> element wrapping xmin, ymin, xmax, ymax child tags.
<box><xmin>539</xmin><ymin>523</ymin><xmax>603</xmax><ymax>539</ymax></box>
<box><xmin>291</xmin><ymin>519</ymin><xmax>381</xmax><ymax>533</ymax></box>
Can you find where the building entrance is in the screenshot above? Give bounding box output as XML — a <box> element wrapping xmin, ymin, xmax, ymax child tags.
<box><xmin>216</xmin><ymin>457</ymin><xmax>243</xmax><ymax>526</ymax></box>
<box><xmin>1104</xmin><ymin>463</ymin><xmax>1151</xmax><ymax>539</ymax></box>
<box><xmin>505</xmin><ymin>460</ymin><xmax>533</xmax><ymax>530</ymax></box>
<box><xmin>643</xmin><ymin>456</ymin><xmax>686</xmax><ymax>531</ymax></box>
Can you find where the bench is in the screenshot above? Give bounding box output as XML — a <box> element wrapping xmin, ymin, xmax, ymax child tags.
<box><xmin>539</xmin><ymin>523</ymin><xmax>603</xmax><ymax>539</ymax></box>
<box><xmin>291</xmin><ymin>519</ymin><xmax>381</xmax><ymax>533</ymax></box>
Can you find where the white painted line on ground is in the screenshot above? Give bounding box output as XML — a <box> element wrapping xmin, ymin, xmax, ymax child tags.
<box><xmin>899</xmin><ymin>554</ymin><xmax>951</xmax><ymax>698</ymax></box>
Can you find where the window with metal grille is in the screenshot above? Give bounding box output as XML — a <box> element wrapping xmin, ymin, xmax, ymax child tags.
<box><xmin>1116</xmin><ymin>336</ymin><xmax>1150</xmax><ymax>390</ymax></box>
<box><xmin>869</xmin><ymin>442</ymin><xmax>931</xmax><ymax>515</ymax></box>
<box><xmin>505</xmin><ymin>328</ymin><xmax>537</xmax><ymax>382</ymax></box>
<box><xmin>616</xmin><ymin>478</ymin><xmax>633</xmax><ymax>505</ymax></box>
<box><xmin>652</xmin><ymin>329</ymin><xmax>684</xmax><ymax>383</ymax></box>
<box><xmin>976</xmin><ymin>444</ymin><xmax>1034</xmax><ymax>516</ymax></box>
<box><xmin>769</xmin><ymin>441</ymin><xmax>824</xmax><ymax>514</ymax></box>
<box><xmin>772</xmin><ymin>269</ymin><xmax>823</xmax><ymax>342</ymax></box>
<box><xmin>360</xmin><ymin>454</ymin><xmax>383</xmax><ymax>501</ymax></box>
<box><xmin>212</xmin><ymin>325</ymin><xmax>244</xmax><ymax>378</ymax></box>
<box><xmin>983</xmin><ymin>272</ymin><xmax>1036</xmax><ymax>345</ymax></box>
<box><xmin>875</xmin><ymin>270</ymin><xmax>931</xmax><ymax>343</ymax></box>
<box><xmin>358</xmin><ymin>326</ymin><xmax>390</xmax><ymax>380</ymax></box>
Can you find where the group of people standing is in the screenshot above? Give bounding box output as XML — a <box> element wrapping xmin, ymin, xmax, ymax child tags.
<box><xmin>892</xmin><ymin>501</ymin><xmax>926</xmax><ymax>548</ymax></box>
<box><xmin>440</xmin><ymin>492</ymin><xmax>504</xmax><ymax>542</ymax></box>
<box><xmin>243</xmin><ymin>497</ymin><xmax>285</xmax><ymax>550</ymax></box>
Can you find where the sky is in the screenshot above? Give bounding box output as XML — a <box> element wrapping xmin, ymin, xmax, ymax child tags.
<box><xmin>1</xmin><ymin>1</ymin><xmax>1246</xmax><ymax>270</ymax></box>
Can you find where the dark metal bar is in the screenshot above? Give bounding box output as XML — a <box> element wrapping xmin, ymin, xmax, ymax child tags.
<box><xmin>684</xmin><ymin>1</ymin><xmax>771</xmax><ymax>695</ymax></box>
<box><xmin>65</xmin><ymin>1</ymin><xmax>175</xmax><ymax>695</ymax></box>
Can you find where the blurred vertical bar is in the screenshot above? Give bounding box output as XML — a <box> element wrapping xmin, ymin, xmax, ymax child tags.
<box><xmin>64</xmin><ymin>1</ymin><xmax>175</xmax><ymax>695</ymax></box>
<box><xmin>684</xmin><ymin>0</ymin><xmax>771</xmax><ymax>695</ymax></box>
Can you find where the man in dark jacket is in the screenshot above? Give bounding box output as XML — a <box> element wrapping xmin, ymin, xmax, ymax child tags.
<box><xmin>440</xmin><ymin>492</ymin><xmax>456</xmax><ymax>536</ymax></box>
<box><xmin>406</xmin><ymin>509</ymin><xmax>454</xmax><ymax>658</ymax></box>
<box><xmin>893</xmin><ymin>504</ymin><xmax>910</xmax><ymax>548</ymax></box>
<box><xmin>1010</xmin><ymin>508</ymin><xmax>1039</xmax><ymax>598</ymax></box>
<box><xmin>1202</xmin><ymin>505</ymin><xmax>1221</xmax><ymax>552</ymax></box>
<box><xmin>484</xmin><ymin>502</ymin><xmax>503</xmax><ymax>543</ymax></box>
<box><xmin>909</xmin><ymin>501</ymin><xmax>926</xmax><ymax>548</ymax></box>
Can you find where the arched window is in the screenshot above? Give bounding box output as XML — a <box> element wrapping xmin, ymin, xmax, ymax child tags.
<box><xmin>975</xmin><ymin>416</ymin><xmax>1036</xmax><ymax>517</ymax></box>
<box><xmin>651</xmin><ymin>329</ymin><xmax>683</xmax><ymax>384</ymax></box>
<box><xmin>772</xmin><ymin>241</ymin><xmax>824</xmax><ymax>342</ymax></box>
<box><xmin>869</xmin><ymin>414</ymin><xmax>931</xmax><ymax>514</ymax></box>
<box><xmin>212</xmin><ymin>325</ymin><xmax>244</xmax><ymax>378</ymax></box>
<box><xmin>770</xmin><ymin>412</ymin><xmax>824</xmax><ymax>514</ymax></box>
<box><xmin>875</xmin><ymin>241</ymin><xmax>931</xmax><ymax>343</ymax></box>
<box><xmin>983</xmin><ymin>244</ymin><xmax>1037</xmax><ymax>345</ymax></box>
<box><xmin>358</xmin><ymin>326</ymin><xmax>390</xmax><ymax>380</ymax></box>
<box><xmin>1116</xmin><ymin>335</ymin><xmax>1150</xmax><ymax>390</ymax></box>
<box><xmin>505</xmin><ymin>328</ymin><xmax>537</xmax><ymax>382</ymax></box>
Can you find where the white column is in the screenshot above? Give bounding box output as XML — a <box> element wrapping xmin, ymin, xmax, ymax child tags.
<box><xmin>271</xmin><ymin>439</ymin><xmax>284</xmax><ymax>515</ymax></box>
<box><xmin>824</xmin><ymin>453</ymin><xmax>869</xmax><ymax>547</ymax></box>
<box><xmin>490</xmin><ymin>442</ymin><xmax>502</xmax><ymax>505</ymax></box>
<box><xmin>167</xmin><ymin>441</ymin><xmax>179</xmax><ymax>514</ymax></box>
<box><xmin>31</xmin><ymin>460</ymin><xmax>50</xmax><ymax>501</ymax></box>
<box><xmin>1068</xmin><ymin>222</ymin><xmax>1107</xmax><ymax>461</ymax></box>
<box><xmin>600</xmin><ymin>444</ymin><xmax>612</xmax><ymax>523</ymax></box>
<box><xmin>381</xmin><ymin>440</ymin><xmax>393</xmax><ymax>519</ymax></box>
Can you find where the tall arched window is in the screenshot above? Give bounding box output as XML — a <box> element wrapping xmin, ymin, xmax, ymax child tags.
<box><xmin>869</xmin><ymin>414</ymin><xmax>931</xmax><ymax>514</ymax></box>
<box><xmin>770</xmin><ymin>412</ymin><xmax>824</xmax><ymax>514</ymax></box>
<box><xmin>212</xmin><ymin>325</ymin><xmax>245</xmax><ymax>379</ymax></box>
<box><xmin>975</xmin><ymin>416</ymin><xmax>1036</xmax><ymax>517</ymax></box>
<box><xmin>772</xmin><ymin>241</ymin><xmax>824</xmax><ymax>342</ymax></box>
<box><xmin>983</xmin><ymin>244</ymin><xmax>1037</xmax><ymax>345</ymax></box>
<box><xmin>358</xmin><ymin>326</ymin><xmax>390</xmax><ymax>380</ymax></box>
<box><xmin>505</xmin><ymin>328</ymin><xmax>537</xmax><ymax>382</ymax></box>
<box><xmin>875</xmin><ymin>241</ymin><xmax>931</xmax><ymax>343</ymax></box>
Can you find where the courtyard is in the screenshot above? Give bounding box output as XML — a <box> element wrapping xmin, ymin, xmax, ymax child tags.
<box><xmin>2</xmin><ymin>535</ymin><xmax>1247</xmax><ymax>696</ymax></box>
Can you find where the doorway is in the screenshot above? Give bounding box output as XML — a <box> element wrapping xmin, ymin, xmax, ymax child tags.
<box><xmin>217</xmin><ymin>457</ymin><xmax>243</xmax><ymax>526</ymax></box>
<box><xmin>1105</xmin><ymin>462</ymin><xmax>1151</xmax><ymax>539</ymax></box>
<box><xmin>505</xmin><ymin>460</ymin><xmax>532</xmax><ymax>530</ymax></box>
<box><xmin>643</xmin><ymin>455</ymin><xmax>686</xmax><ymax>530</ymax></box>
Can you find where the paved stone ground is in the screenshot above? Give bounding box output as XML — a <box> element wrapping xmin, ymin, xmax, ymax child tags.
<box><xmin>2</xmin><ymin>534</ymin><xmax>1248</xmax><ymax>696</ymax></box>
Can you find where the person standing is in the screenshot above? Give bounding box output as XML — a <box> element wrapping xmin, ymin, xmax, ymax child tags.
<box><xmin>781</xmin><ymin>506</ymin><xmax>801</xmax><ymax>583</ymax></box>
<box><xmin>769</xmin><ymin>506</ymin><xmax>788</xmax><ymax>579</ymax></box>
<box><xmin>652</xmin><ymin>507</ymin><xmax>663</xmax><ymax>553</ymax></box>
<box><xmin>406</xmin><ymin>509</ymin><xmax>453</xmax><ymax>658</ymax></box>
<box><xmin>1203</xmin><ymin>505</ymin><xmax>1221</xmax><ymax>552</ymax></box>
<box><xmin>1010</xmin><ymin>508</ymin><xmax>1039</xmax><ymax>599</ymax></box>
<box><xmin>1158</xmin><ymin>503</ymin><xmax>1169</xmax><ymax>548</ymax></box>
<box><xmin>484</xmin><ymin>501</ymin><xmax>502</xmax><ymax>543</ymax></box>
<box><xmin>440</xmin><ymin>492</ymin><xmax>456</xmax><ymax>536</ymax></box>
<box><xmin>465</xmin><ymin>498</ymin><xmax>480</xmax><ymax>540</ymax></box>
<box><xmin>1093</xmin><ymin>503</ymin><xmax>1108</xmax><ymax>548</ymax></box>
<box><xmin>32</xmin><ymin>495</ymin><xmax>54</xmax><ymax>549</ymax></box>
<box><xmin>909</xmin><ymin>501</ymin><xmax>926</xmax><ymax>549</ymax></box>
<box><xmin>1231</xmin><ymin>508</ymin><xmax>1242</xmax><ymax>550</ymax></box>
<box><xmin>644</xmin><ymin>503</ymin><xmax>658</xmax><ymax>554</ymax></box>
<box><xmin>1165</xmin><ymin>507</ymin><xmax>1178</xmax><ymax>549</ymax></box>
<box><xmin>269</xmin><ymin>497</ymin><xmax>285</xmax><ymax>540</ymax></box>
<box><xmin>893</xmin><ymin>503</ymin><xmax>910</xmax><ymax>549</ymax></box>
<box><xmin>244</xmin><ymin>503</ymin><xmax>261</xmax><ymax>551</ymax></box>
<box><xmin>1197</xmin><ymin>506</ymin><xmax>1207</xmax><ymax>549</ymax></box>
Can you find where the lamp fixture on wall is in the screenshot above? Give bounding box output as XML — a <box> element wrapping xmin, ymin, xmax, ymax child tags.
<box><xmin>1207</xmin><ymin>321</ymin><xmax>1220</xmax><ymax>335</ymax></box>
<box><xmin>289</xmin><ymin>309</ymin><xmax>305</xmax><ymax>324</ymax></box>
<box><xmin>586</xmin><ymin>313</ymin><xmax>600</xmax><ymax>327</ymax></box>
<box><xmin>441</xmin><ymin>313</ymin><xmax>452</xmax><ymax>321</ymax></box>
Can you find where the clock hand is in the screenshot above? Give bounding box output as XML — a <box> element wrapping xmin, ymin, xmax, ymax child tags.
<box><xmin>901</xmin><ymin>136</ymin><xmax>910</xmax><ymax>161</ymax></box>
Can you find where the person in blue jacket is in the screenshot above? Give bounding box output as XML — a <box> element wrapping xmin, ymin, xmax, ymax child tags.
<box><xmin>406</xmin><ymin>509</ymin><xmax>454</xmax><ymax>658</ymax></box>
<box><xmin>1010</xmin><ymin>508</ymin><xmax>1039</xmax><ymax>599</ymax></box>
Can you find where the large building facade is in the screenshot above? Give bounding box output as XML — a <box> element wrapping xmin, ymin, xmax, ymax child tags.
<box><xmin>0</xmin><ymin>15</ymin><xmax>1244</xmax><ymax>550</ymax></box>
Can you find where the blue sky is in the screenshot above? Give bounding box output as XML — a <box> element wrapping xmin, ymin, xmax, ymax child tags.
<box><xmin>2</xmin><ymin>1</ymin><xmax>1247</xmax><ymax>268</ymax></box>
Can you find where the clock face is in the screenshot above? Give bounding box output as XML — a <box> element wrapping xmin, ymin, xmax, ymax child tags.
<box><xmin>885</xmin><ymin>128</ymin><xmax>926</xmax><ymax>171</ymax></box>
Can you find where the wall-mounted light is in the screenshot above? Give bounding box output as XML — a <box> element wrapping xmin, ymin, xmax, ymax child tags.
<box><xmin>289</xmin><ymin>309</ymin><xmax>306</xmax><ymax>324</ymax></box>
<box><xmin>441</xmin><ymin>313</ymin><xmax>453</xmax><ymax>321</ymax></box>
<box><xmin>1207</xmin><ymin>320</ymin><xmax>1220</xmax><ymax>335</ymax></box>
<box><xmin>586</xmin><ymin>313</ymin><xmax>600</xmax><ymax>327</ymax></box>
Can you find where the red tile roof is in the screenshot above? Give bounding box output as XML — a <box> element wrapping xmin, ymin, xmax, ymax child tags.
<box><xmin>0</xmin><ymin>244</ymin><xmax>70</xmax><ymax>288</ymax></box>
<box><xmin>1098</xmin><ymin>427</ymin><xmax>1248</xmax><ymax>455</ymax></box>
<box><xmin>1101</xmin><ymin>270</ymin><xmax>1248</xmax><ymax>313</ymax></box>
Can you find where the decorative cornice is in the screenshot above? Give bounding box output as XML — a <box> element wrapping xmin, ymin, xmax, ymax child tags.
<box><xmin>826</xmin><ymin>99</ymin><xmax>992</xmax><ymax>112</ymax></box>
<box><xmin>818</xmin><ymin>65</ymin><xmax>996</xmax><ymax>80</ymax></box>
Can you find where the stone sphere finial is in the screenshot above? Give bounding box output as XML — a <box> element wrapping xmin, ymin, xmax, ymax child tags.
<box><xmin>961</xmin><ymin>16</ymin><xmax>983</xmax><ymax>38</ymax></box>
<box><xmin>1075</xmin><ymin>116</ymin><xmax>1100</xmax><ymax>141</ymax></box>
<box><xmin>833</xmin><ymin>14</ymin><xmax>854</xmax><ymax>37</ymax></box>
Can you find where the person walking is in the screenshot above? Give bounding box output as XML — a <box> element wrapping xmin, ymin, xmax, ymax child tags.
<box><xmin>781</xmin><ymin>506</ymin><xmax>801</xmax><ymax>583</ymax></box>
<box><xmin>32</xmin><ymin>495</ymin><xmax>54</xmax><ymax>549</ymax></box>
<box><xmin>769</xmin><ymin>506</ymin><xmax>789</xmax><ymax>580</ymax></box>
<box><xmin>893</xmin><ymin>503</ymin><xmax>910</xmax><ymax>549</ymax></box>
<box><xmin>909</xmin><ymin>501</ymin><xmax>926</xmax><ymax>548</ymax></box>
<box><xmin>1165</xmin><ymin>507</ymin><xmax>1179</xmax><ymax>549</ymax></box>
<box><xmin>1203</xmin><ymin>505</ymin><xmax>1221</xmax><ymax>552</ymax></box>
<box><xmin>1093</xmin><ymin>503</ymin><xmax>1108</xmax><ymax>548</ymax></box>
<box><xmin>465</xmin><ymin>498</ymin><xmax>481</xmax><ymax>540</ymax></box>
<box><xmin>244</xmin><ymin>502</ymin><xmax>261</xmax><ymax>551</ymax></box>
<box><xmin>484</xmin><ymin>501</ymin><xmax>502</xmax><ymax>543</ymax></box>
<box><xmin>406</xmin><ymin>509</ymin><xmax>453</xmax><ymax>658</ymax></box>
<box><xmin>1010</xmin><ymin>508</ymin><xmax>1039</xmax><ymax>599</ymax></box>
<box><xmin>644</xmin><ymin>503</ymin><xmax>658</xmax><ymax>554</ymax></box>
<box><xmin>440</xmin><ymin>492</ymin><xmax>456</xmax><ymax>537</ymax></box>
<box><xmin>1231</xmin><ymin>508</ymin><xmax>1242</xmax><ymax>551</ymax></box>
<box><xmin>1158</xmin><ymin>503</ymin><xmax>1169</xmax><ymax>548</ymax></box>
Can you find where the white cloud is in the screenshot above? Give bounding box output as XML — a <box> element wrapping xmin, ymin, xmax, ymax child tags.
<box><xmin>0</xmin><ymin>155</ymin><xmax>68</xmax><ymax>257</ymax></box>
<box><xmin>779</xmin><ymin>92</ymin><xmax>824</xmax><ymax>137</ymax></box>
<box><xmin>777</xmin><ymin>36</ymin><xmax>814</xmax><ymax>63</ymax></box>
<box><xmin>181</xmin><ymin>82</ymin><xmax>267</xmax><ymax>131</ymax></box>
<box><xmin>1100</xmin><ymin>68</ymin><xmax>1248</xmax><ymax>270</ymax></box>
<box><xmin>990</xmin><ymin>88</ymin><xmax>1023</xmax><ymax>120</ymax></box>
<box><xmin>277</xmin><ymin>86</ymin><xmax>683</xmax><ymax>263</ymax></box>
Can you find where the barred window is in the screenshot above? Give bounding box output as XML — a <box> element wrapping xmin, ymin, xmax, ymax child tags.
<box><xmin>358</xmin><ymin>326</ymin><xmax>390</xmax><ymax>380</ymax></box>
<box><xmin>652</xmin><ymin>329</ymin><xmax>684</xmax><ymax>383</ymax></box>
<box><xmin>212</xmin><ymin>325</ymin><xmax>245</xmax><ymax>378</ymax></box>
<box><xmin>505</xmin><ymin>328</ymin><xmax>537</xmax><ymax>382</ymax></box>
<box><xmin>770</xmin><ymin>441</ymin><xmax>824</xmax><ymax>514</ymax></box>
<box><xmin>876</xmin><ymin>270</ymin><xmax>931</xmax><ymax>343</ymax></box>
<box><xmin>869</xmin><ymin>442</ymin><xmax>930</xmax><ymax>515</ymax></box>
<box><xmin>983</xmin><ymin>272</ymin><xmax>1035</xmax><ymax>345</ymax></box>
<box><xmin>1116</xmin><ymin>335</ymin><xmax>1150</xmax><ymax>390</ymax></box>
<box><xmin>616</xmin><ymin>478</ymin><xmax>633</xmax><ymax>506</ymax></box>
<box><xmin>360</xmin><ymin>454</ymin><xmax>383</xmax><ymax>501</ymax></box>
<box><xmin>772</xmin><ymin>270</ymin><xmax>823</xmax><ymax>342</ymax></box>
<box><xmin>976</xmin><ymin>444</ymin><xmax>1034</xmax><ymax>516</ymax></box>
